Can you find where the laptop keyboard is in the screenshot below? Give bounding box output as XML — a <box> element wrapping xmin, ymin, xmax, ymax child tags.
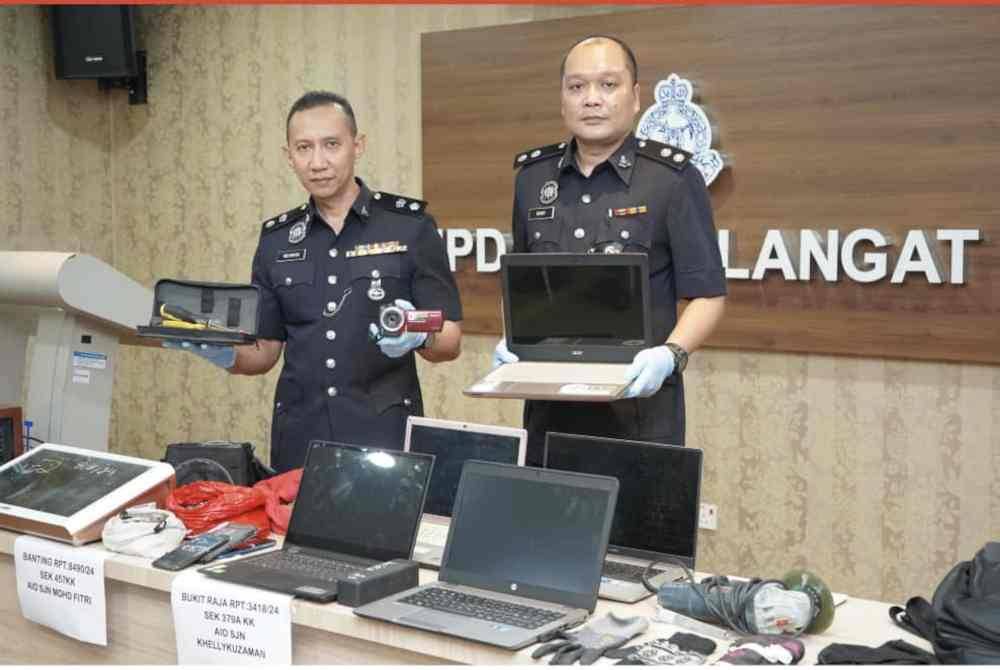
<box><xmin>603</xmin><ymin>560</ymin><xmax>665</xmax><ymax>583</ymax></box>
<box><xmin>244</xmin><ymin>551</ymin><xmax>362</xmax><ymax>583</ymax></box>
<box><xmin>400</xmin><ymin>587</ymin><xmax>564</xmax><ymax>630</ymax></box>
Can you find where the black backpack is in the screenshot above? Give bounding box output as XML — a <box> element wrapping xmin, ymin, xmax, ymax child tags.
<box><xmin>890</xmin><ymin>542</ymin><xmax>1000</xmax><ymax>664</ymax></box>
<box><xmin>164</xmin><ymin>441</ymin><xmax>275</xmax><ymax>487</ymax></box>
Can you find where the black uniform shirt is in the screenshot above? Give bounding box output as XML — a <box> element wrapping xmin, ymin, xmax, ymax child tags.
<box><xmin>251</xmin><ymin>178</ymin><xmax>462</xmax><ymax>472</ymax></box>
<box><xmin>511</xmin><ymin>134</ymin><xmax>726</xmax><ymax>463</ymax></box>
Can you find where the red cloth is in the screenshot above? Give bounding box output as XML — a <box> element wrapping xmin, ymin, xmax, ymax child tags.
<box><xmin>166</xmin><ymin>481</ymin><xmax>270</xmax><ymax>541</ymax></box>
<box><xmin>253</xmin><ymin>468</ymin><xmax>303</xmax><ymax>535</ymax></box>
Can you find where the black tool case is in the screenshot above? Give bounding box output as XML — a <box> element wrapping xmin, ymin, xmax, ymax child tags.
<box><xmin>137</xmin><ymin>279</ymin><xmax>260</xmax><ymax>345</ymax></box>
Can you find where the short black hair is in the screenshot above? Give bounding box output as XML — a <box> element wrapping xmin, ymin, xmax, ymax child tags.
<box><xmin>559</xmin><ymin>35</ymin><xmax>638</xmax><ymax>85</ymax></box>
<box><xmin>285</xmin><ymin>91</ymin><xmax>358</xmax><ymax>138</ymax></box>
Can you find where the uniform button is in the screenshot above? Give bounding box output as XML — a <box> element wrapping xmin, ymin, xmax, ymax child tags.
<box><xmin>534</xmin><ymin>231</ymin><xmax>542</xmax><ymax>239</ymax></box>
<box><xmin>328</xmin><ymin>248</ymin><xmax>338</xmax><ymax>258</ymax></box>
<box><xmin>620</xmin><ymin>230</ymin><xmax>631</xmax><ymax>240</ymax></box>
<box><xmin>574</xmin><ymin>228</ymin><xmax>586</xmax><ymax>239</ymax></box>
<box><xmin>284</xmin><ymin>277</ymin><xmax>292</xmax><ymax>285</ymax></box>
<box><xmin>371</xmin><ymin>270</ymin><xmax>380</xmax><ymax>279</ymax></box>
<box><xmin>328</xmin><ymin>275</ymin><xmax>337</xmax><ymax>285</ymax></box>
<box><xmin>326</xmin><ymin>358</ymin><xmax>336</xmax><ymax>369</ymax></box>
<box><xmin>581</xmin><ymin>193</ymin><xmax>592</xmax><ymax>204</ymax></box>
<box><xmin>327</xmin><ymin>386</ymin><xmax>338</xmax><ymax>397</ymax></box>
<box><xmin>326</xmin><ymin>330</ymin><xmax>336</xmax><ymax>340</ymax></box>
<box><xmin>403</xmin><ymin>398</ymin><xmax>412</xmax><ymax>407</ymax></box>
<box><xmin>327</xmin><ymin>301</ymin><xmax>337</xmax><ymax>312</ymax></box>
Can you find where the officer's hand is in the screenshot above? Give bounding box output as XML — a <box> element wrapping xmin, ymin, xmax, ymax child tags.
<box><xmin>622</xmin><ymin>345</ymin><xmax>675</xmax><ymax>399</ymax></box>
<box><xmin>162</xmin><ymin>340</ymin><xmax>237</xmax><ymax>369</ymax></box>
<box><xmin>369</xmin><ymin>299</ymin><xmax>428</xmax><ymax>359</ymax></box>
<box><xmin>492</xmin><ymin>339</ymin><xmax>519</xmax><ymax>369</ymax></box>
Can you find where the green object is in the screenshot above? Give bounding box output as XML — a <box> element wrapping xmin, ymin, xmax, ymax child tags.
<box><xmin>782</xmin><ymin>569</ymin><xmax>835</xmax><ymax>634</ymax></box>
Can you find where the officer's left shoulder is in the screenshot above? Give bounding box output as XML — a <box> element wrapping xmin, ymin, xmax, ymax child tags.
<box><xmin>370</xmin><ymin>190</ymin><xmax>427</xmax><ymax>218</ymax></box>
<box><xmin>635</xmin><ymin>137</ymin><xmax>693</xmax><ymax>172</ymax></box>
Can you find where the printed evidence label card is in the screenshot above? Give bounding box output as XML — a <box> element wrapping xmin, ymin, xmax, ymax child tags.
<box><xmin>15</xmin><ymin>535</ymin><xmax>107</xmax><ymax>645</ymax></box>
<box><xmin>171</xmin><ymin>570</ymin><xmax>292</xmax><ymax>664</ymax></box>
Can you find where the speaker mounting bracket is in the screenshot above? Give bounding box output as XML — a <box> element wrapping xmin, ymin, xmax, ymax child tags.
<box><xmin>97</xmin><ymin>50</ymin><xmax>147</xmax><ymax>105</ymax></box>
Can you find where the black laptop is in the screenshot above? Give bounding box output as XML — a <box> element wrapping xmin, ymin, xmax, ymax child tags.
<box><xmin>200</xmin><ymin>441</ymin><xmax>433</xmax><ymax>602</ymax></box>
<box><xmin>544</xmin><ymin>433</ymin><xmax>703</xmax><ymax>603</ymax></box>
<box><xmin>355</xmin><ymin>461</ymin><xmax>619</xmax><ymax>649</ymax></box>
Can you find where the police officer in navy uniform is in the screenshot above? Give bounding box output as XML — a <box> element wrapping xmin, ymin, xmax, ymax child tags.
<box><xmin>170</xmin><ymin>91</ymin><xmax>462</xmax><ymax>472</ymax></box>
<box><xmin>494</xmin><ymin>36</ymin><xmax>726</xmax><ymax>467</ymax></box>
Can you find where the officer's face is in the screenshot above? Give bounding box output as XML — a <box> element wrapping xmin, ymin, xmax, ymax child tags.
<box><xmin>285</xmin><ymin>104</ymin><xmax>366</xmax><ymax>202</ymax></box>
<box><xmin>560</xmin><ymin>40</ymin><xmax>640</xmax><ymax>148</ymax></box>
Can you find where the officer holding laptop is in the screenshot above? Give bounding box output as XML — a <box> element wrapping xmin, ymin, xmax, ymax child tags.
<box><xmin>497</xmin><ymin>35</ymin><xmax>727</xmax><ymax>466</ymax></box>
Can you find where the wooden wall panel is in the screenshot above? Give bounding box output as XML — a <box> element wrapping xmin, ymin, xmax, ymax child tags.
<box><xmin>423</xmin><ymin>6</ymin><xmax>1000</xmax><ymax>364</ymax></box>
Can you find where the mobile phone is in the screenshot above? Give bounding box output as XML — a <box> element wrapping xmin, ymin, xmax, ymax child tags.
<box><xmin>214</xmin><ymin>539</ymin><xmax>278</xmax><ymax>561</ymax></box>
<box><xmin>199</xmin><ymin>523</ymin><xmax>260</xmax><ymax>563</ymax></box>
<box><xmin>152</xmin><ymin>533</ymin><xmax>230</xmax><ymax>571</ymax></box>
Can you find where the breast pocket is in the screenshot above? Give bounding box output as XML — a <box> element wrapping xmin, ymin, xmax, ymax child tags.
<box><xmin>270</xmin><ymin>261</ymin><xmax>318</xmax><ymax>323</ymax></box>
<box><xmin>347</xmin><ymin>254</ymin><xmax>405</xmax><ymax>303</ymax></box>
<box><xmin>596</xmin><ymin>216</ymin><xmax>654</xmax><ymax>254</ymax></box>
<box><xmin>525</xmin><ymin>220</ymin><xmax>562</xmax><ymax>252</ymax></box>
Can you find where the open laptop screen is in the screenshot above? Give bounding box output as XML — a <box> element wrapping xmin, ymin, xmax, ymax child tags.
<box><xmin>502</xmin><ymin>253</ymin><xmax>652</xmax><ymax>363</ymax></box>
<box><xmin>544</xmin><ymin>433</ymin><xmax>702</xmax><ymax>566</ymax></box>
<box><xmin>288</xmin><ymin>442</ymin><xmax>433</xmax><ymax>562</ymax></box>
<box><xmin>441</xmin><ymin>462</ymin><xmax>617</xmax><ymax>610</ymax></box>
<box><xmin>406</xmin><ymin>419</ymin><xmax>525</xmax><ymax>518</ymax></box>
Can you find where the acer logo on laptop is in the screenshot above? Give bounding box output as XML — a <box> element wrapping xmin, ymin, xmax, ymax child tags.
<box><xmin>571</xmin><ymin>350</ymin><xmax>583</xmax><ymax>357</ymax></box>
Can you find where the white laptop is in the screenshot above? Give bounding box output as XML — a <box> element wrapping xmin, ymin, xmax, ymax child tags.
<box><xmin>464</xmin><ymin>253</ymin><xmax>653</xmax><ymax>402</ymax></box>
<box><xmin>404</xmin><ymin>416</ymin><xmax>526</xmax><ymax>567</ymax></box>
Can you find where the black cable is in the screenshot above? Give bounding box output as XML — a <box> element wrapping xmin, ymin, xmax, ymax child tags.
<box><xmin>641</xmin><ymin>557</ymin><xmax>694</xmax><ymax>593</ymax></box>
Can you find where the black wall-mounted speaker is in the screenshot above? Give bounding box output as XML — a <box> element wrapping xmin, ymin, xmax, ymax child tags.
<box><xmin>52</xmin><ymin>6</ymin><xmax>137</xmax><ymax>80</ymax></box>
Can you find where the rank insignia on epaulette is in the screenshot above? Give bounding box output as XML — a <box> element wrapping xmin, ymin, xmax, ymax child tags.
<box><xmin>513</xmin><ymin>141</ymin><xmax>567</xmax><ymax>169</ymax></box>
<box><xmin>263</xmin><ymin>203</ymin><xmax>308</xmax><ymax>232</ymax></box>
<box><xmin>635</xmin><ymin>138</ymin><xmax>693</xmax><ymax>171</ymax></box>
<box><xmin>372</xmin><ymin>191</ymin><xmax>426</xmax><ymax>216</ymax></box>
<box><xmin>609</xmin><ymin>205</ymin><xmax>648</xmax><ymax>218</ymax></box>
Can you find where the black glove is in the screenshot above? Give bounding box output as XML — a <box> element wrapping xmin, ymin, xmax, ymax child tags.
<box><xmin>531</xmin><ymin>613</ymin><xmax>649</xmax><ymax>665</ymax></box>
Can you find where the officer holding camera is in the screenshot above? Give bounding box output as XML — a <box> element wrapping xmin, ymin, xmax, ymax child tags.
<box><xmin>171</xmin><ymin>91</ymin><xmax>462</xmax><ymax>472</ymax></box>
<box><xmin>498</xmin><ymin>36</ymin><xmax>726</xmax><ymax>466</ymax></box>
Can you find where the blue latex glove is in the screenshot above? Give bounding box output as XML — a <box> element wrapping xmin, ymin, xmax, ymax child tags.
<box><xmin>369</xmin><ymin>299</ymin><xmax>428</xmax><ymax>358</ymax></box>
<box><xmin>161</xmin><ymin>340</ymin><xmax>236</xmax><ymax>369</ymax></box>
<box><xmin>492</xmin><ymin>338</ymin><xmax>519</xmax><ymax>369</ymax></box>
<box><xmin>622</xmin><ymin>345</ymin><xmax>675</xmax><ymax>399</ymax></box>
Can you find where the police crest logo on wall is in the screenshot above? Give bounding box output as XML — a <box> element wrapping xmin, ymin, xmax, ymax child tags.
<box><xmin>637</xmin><ymin>73</ymin><xmax>724</xmax><ymax>186</ymax></box>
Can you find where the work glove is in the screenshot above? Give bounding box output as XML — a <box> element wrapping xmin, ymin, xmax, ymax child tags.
<box><xmin>368</xmin><ymin>299</ymin><xmax>427</xmax><ymax>358</ymax></box>
<box><xmin>492</xmin><ymin>338</ymin><xmax>519</xmax><ymax>369</ymax></box>
<box><xmin>531</xmin><ymin>612</ymin><xmax>649</xmax><ymax>665</ymax></box>
<box><xmin>162</xmin><ymin>340</ymin><xmax>236</xmax><ymax>369</ymax></box>
<box><xmin>622</xmin><ymin>345</ymin><xmax>675</xmax><ymax>399</ymax></box>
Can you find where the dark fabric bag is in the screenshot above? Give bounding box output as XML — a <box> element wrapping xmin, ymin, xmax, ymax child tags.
<box><xmin>890</xmin><ymin>542</ymin><xmax>1000</xmax><ymax>664</ymax></box>
<box><xmin>164</xmin><ymin>441</ymin><xmax>275</xmax><ymax>487</ymax></box>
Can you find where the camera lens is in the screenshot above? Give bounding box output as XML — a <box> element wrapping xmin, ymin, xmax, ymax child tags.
<box><xmin>379</xmin><ymin>305</ymin><xmax>405</xmax><ymax>334</ymax></box>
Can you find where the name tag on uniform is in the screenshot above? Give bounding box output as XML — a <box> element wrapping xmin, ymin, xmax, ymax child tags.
<box><xmin>276</xmin><ymin>248</ymin><xmax>307</xmax><ymax>262</ymax></box>
<box><xmin>345</xmin><ymin>241</ymin><xmax>408</xmax><ymax>258</ymax></box>
<box><xmin>528</xmin><ymin>207</ymin><xmax>555</xmax><ymax>221</ymax></box>
<box><xmin>608</xmin><ymin>205</ymin><xmax>648</xmax><ymax>218</ymax></box>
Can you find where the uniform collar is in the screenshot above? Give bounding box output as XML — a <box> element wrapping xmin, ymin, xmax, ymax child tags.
<box><xmin>307</xmin><ymin>178</ymin><xmax>372</xmax><ymax>229</ymax></box>
<box><xmin>555</xmin><ymin>134</ymin><xmax>636</xmax><ymax>186</ymax></box>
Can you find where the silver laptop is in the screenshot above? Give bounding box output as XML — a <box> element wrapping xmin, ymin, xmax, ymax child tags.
<box><xmin>544</xmin><ymin>433</ymin><xmax>703</xmax><ymax>603</ymax></box>
<box><xmin>404</xmin><ymin>417</ymin><xmax>527</xmax><ymax>568</ymax></box>
<box><xmin>464</xmin><ymin>253</ymin><xmax>653</xmax><ymax>402</ymax></box>
<box><xmin>354</xmin><ymin>461</ymin><xmax>619</xmax><ymax>650</ymax></box>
